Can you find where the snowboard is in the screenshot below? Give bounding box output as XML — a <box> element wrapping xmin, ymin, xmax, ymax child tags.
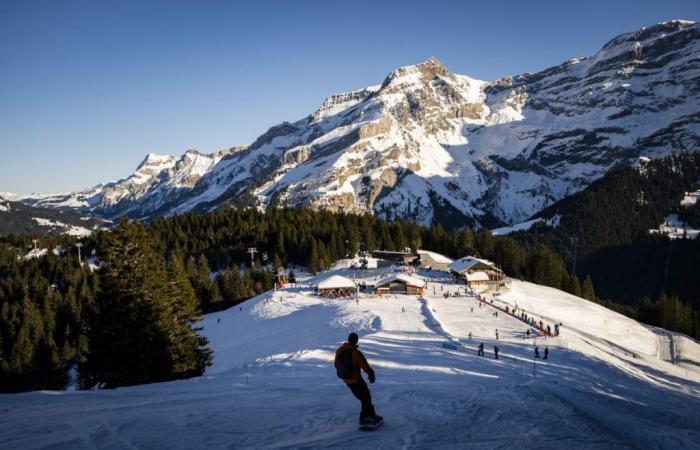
<box><xmin>358</xmin><ymin>419</ymin><xmax>383</xmax><ymax>431</ymax></box>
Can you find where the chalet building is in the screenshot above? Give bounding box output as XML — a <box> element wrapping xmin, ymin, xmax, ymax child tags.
<box><xmin>375</xmin><ymin>273</ymin><xmax>425</xmax><ymax>296</ymax></box>
<box><xmin>371</xmin><ymin>250</ymin><xmax>418</xmax><ymax>266</ymax></box>
<box><xmin>274</xmin><ymin>266</ymin><xmax>287</xmax><ymax>288</ymax></box>
<box><xmin>316</xmin><ymin>275</ymin><xmax>356</xmax><ymax>298</ymax></box>
<box><xmin>416</xmin><ymin>249</ymin><xmax>453</xmax><ymax>271</ymax></box>
<box><xmin>448</xmin><ymin>256</ymin><xmax>505</xmax><ymax>292</ymax></box>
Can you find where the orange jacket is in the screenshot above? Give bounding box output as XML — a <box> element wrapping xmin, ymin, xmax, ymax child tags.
<box><xmin>335</xmin><ymin>342</ymin><xmax>374</xmax><ymax>385</ymax></box>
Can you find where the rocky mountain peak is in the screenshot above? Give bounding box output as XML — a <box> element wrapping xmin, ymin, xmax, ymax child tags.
<box><xmin>587</xmin><ymin>19</ymin><xmax>698</xmax><ymax>75</ymax></box>
<box><xmin>136</xmin><ymin>153</ymin><xmax>176</xmax><ymax>170</ymax></box>
<box><xmin>380</xmin><ymin>56</ymin><xmax>452</xmax><ymax>91</ymax></box>
<box><xmin>16</xmin><ymin>20</ymin><xmax>700</xmax><ymax>230</ymax></box>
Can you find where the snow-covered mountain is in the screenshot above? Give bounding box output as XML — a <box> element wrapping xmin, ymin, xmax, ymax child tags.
<box><xmin>3</xmin><ymin>265</ymin><xmax>700</xmax><ymax>448</ymax></box>
<box><xmin>0</xmin><ymin>194</ymin><xmax>106</xmax><ymax>236</ymax></box>
<box><xmin>17</xmin><ymin>20</ymin><xmax>700</xmax><ymax>228</ymax></box>
<box><xmin>21</xmin><ymin>147</ymin><xmax>244</xmax><ymax>219</ymax></box>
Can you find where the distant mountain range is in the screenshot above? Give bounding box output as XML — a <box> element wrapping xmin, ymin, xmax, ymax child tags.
<box><xmin>7</xmin><ymin>19</ymin><xmax>699</xmax><ymax>230</ymax></box>
<box><xmin>0</xmin><ymin>194</ymin><xmax>106</xmax><ymax>236</ymax></box>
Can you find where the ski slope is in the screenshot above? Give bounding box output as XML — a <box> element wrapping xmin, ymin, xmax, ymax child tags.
<box><xmin>2</xmin><ymin>267</ymin><xmax>700</xmax><ymax>449</ymax></box>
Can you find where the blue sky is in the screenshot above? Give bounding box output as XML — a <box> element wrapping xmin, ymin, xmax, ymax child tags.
<box><xmin>1</xmin><ymin>0</ymin><xmax>698</xmax><ymax>194</ymax></box>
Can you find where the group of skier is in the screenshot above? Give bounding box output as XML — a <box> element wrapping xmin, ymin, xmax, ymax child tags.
<box><xmin>476</xmin><ymin>341</ymin><xmax>550</xmax><ymax>360</ymax></box>
<box><xmin>534</xmin><ymin>345</ymin><xmax>549</xmax><ymax>360</ymax></box>
<box><xmin>335</xmin><ymin>280</ymin><xmax>562</xmax><ymax>429</ymax></box>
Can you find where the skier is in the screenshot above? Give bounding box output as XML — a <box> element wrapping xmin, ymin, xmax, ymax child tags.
<box><xmin>477</xmin><ymin>342</ymin><xmax>485</xmax><ymax>356</ymax></box>
<box><xmin>334</xmin><ymin>333</ymin><xmax>382</xmax><ymax>426</ymax></box>
<box><xmin>544</xmin><ymin>347</ymin><xmax>549</xmax><ymax>360</ymax></box>
<box><xmin>526</xmin><ymin>329</ymin><xmax>531</xmax><ymax>338</ymax></box>
<box><xmin>494</xmin><ymin>345</ymin><xmax>499</xmax><ymax>360</ymax></box>
<box><xmin>495</xmin><ymin>329</ymin><xmax>499</xmax><ymax>340</ymax></box>
<box><xmin>546</xmin><ymin>324</ymin><xmax>551</xmax><ymax>336</ymax></box>
<box><xmin>555</xmin><ymin>324</ymin><xmax>560</xmax><ymax>336</ymax></box>
<box><xmin>401</xmin><ymin>306</ymin><xmax>405</xmax><ymax>314</ymax></box>
<box><xmin>534</xmin><ymin>346</ymin><xmax>540</xmax><ymax>359</ymax></box>
<box><xmin>468</xmin><ymin>331</ymin><xmax>472</xmax><ymax>340</ymax></box>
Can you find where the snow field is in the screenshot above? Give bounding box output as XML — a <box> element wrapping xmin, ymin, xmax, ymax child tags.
<box><xmin>2</xmin><ymin>267</ymin><xmax>700</xmax><ymax>449</ymax></box>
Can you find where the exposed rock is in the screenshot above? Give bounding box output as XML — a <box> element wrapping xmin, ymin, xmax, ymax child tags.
<box><xmin>19</xmin><ymin>20</ymin><xmax>700</xmax><ymax>230</ymax></box>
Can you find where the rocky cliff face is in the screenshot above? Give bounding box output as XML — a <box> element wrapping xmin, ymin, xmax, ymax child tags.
<box><xmin>26</xmin><ymin>147</ymin><xmax>244</xmax><ymax>219</ymax></box>
<box><xmin>19</xmin><ymin>20</ymin><xmax>700</xmax><ymax>228</ymax></box>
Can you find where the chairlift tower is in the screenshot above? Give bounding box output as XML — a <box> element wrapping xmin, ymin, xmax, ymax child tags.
<box><xmin>247</xmin><ymin>247</ymin><xmax>258</xmax><ymax>267</ymax></box>
<box><xmin>75</xmin><ymin>243</ymin><xmax>83</xmax><ymax>264</ymax></box>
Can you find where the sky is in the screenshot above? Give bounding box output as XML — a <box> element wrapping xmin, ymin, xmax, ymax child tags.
<box><xmin>0</xmin><ymin>0</ymin><xmax>698</xmax><ymax>194</ymax></box>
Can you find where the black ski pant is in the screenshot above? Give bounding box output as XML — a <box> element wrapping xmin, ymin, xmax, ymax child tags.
<box><xmin>347</xmin><ymin>378</ymin><xmax>376</xmax><ymax>423</ymax></box>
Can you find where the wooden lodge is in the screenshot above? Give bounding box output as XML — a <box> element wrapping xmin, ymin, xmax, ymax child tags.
<box><xmin>375</xmin><ymin>273</ymin><xmax>425</xmax><ymax>296</ymax></box>
<box><xmin>448</xmin><ymin>256</ymin><xmax>505</xmax><ymax>292</ymax></box>
<box><xmin>371</xmin><ymin>250</ymin><xmax>418</xmax><ymax>266</ymax></box>
<box><xmin>316</xmin><ymin>275</ymin><xmax>356</xmax><ymax>298</ymax></box>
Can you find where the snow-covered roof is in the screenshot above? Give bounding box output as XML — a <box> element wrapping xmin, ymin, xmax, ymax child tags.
<box><xmin>23</xmin><ymin>248</ymin><xmax>48</xmax><ymax>260</ymax></box>
<box><xmin>317</xmin><ymin>275</ymin><xmax>356</xmax><ymax>290</ymax></box>
<box><xmin>681</xmin><ymin>191</ymin><xmax>700</xmax><ymax>207</ymax></box>
<box><xmin>417</xmin><ymin>250</ymin><xmax>453</xmax><ymax>264</ymax></box>
<box><xmin>375</xmin><ymin>273</ymin><xmax>425</xmax><ymax>288</ymax></box>
<box><xmin>465</xmin><ymin>272</ymin><xmax>490</xmax><ymax>282</ymax></box>
<box><xmin>448</xmin><ymin>256</ymin><xmax>497</xmax><ymax>273</ymax></box>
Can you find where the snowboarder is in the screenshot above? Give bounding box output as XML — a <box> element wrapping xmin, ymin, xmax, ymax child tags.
<box><xmin>494</xmin><ymin>345</ymin><xmax>499</xmax><ymax>359</ymax></box>
<box><xmin>477</xmin><ymin>342</ymin><xmax>485</xmax><ymax>356</ymax></box>
<box><xmin>544</xmin><ymin>347</ymin><xmax>549</xmax><ymax>360</ymax></box>
<box><xmin>334</xmin><ymin>333</ymin><xmax>382</xmax><ymax>427</ymax></box>
<box><xmin>534</xmin><ymin>346</ymin><xmax>540</xmax><ymax>359</ymax></box>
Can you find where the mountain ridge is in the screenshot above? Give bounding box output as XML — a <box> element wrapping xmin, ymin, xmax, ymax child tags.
<box><xmin>11</xmin><ymin>19</ymin><xmax>700</xmax><ymax>228</ymax></box>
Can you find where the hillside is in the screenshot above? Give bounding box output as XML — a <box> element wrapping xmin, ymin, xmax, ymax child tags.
<box><xmin>0</xmin><ymin>195</ymin><xmax>106</xmax><ymax>236</ymax></box>
<box><xmin>12</xmin><ymin>20</ymin><xmax>700</xmax><ymax>229</ymax></box>
<box><xmin>2</xmin><ymin>266</ymin><xmax>699</xmax><ymax>449</ymax></box>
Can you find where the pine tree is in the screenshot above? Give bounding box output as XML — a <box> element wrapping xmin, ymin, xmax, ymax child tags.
<box><xmin>80</xmin><ymin>219</ymin><xmax>179</xmax><ymax>388</ymax></box>
<box><xmin>308</xmin><ymin>239</ymin><xmax>320</xmax><ymax>274</ymax></box>
<box><xmin>166</xmin><ymin>255</ymin><xmax>212</xmax><ymax>377</ymax></box>
<box><xmin>563</xmin><ymin>274</ymin><xmax>582</xmax><ymax>298</ymax></box>
<box><xmin>581</xmin><ymin>275</ymin><xmax>596</xmax><ymax>302</ymax></box>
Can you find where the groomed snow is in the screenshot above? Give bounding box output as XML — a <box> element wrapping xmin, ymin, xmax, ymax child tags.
<box><xmin>2</xmin><ymin>267</ymin><xmax>700</xmax><ymax>449</ymax></box>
